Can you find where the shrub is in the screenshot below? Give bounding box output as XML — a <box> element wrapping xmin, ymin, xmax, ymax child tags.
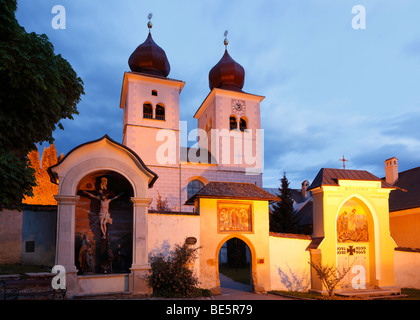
<box><xmin>147</xmin><ymin>242</ymin><xmax>202</xmax><ymax>297</ymax></box>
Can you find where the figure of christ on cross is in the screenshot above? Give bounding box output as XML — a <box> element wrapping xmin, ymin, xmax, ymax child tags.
<box><xmin>83</xmin><ymin>191</ymin><xmax>124</xmax><ymax>239</ymax></box>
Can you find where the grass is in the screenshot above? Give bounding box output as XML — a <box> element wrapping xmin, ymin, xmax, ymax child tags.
<box><xmin>219</xmin><ymin>265</ymin><xmax>251</xmax><ymax>285</ymax></box>
<box><xmin>271</xmin><ymin>288</ymin><xmax>420</xmax><ymax>300</ymax></box>
<box><xmin>400</xmin><ymin>288</ymin><xmax>420</xmax><ymax>300</ymax></box>
<box><xmin>0</xmin><ymin>264</ymin><xmax>52</xmax><ymax>276</ymax></box>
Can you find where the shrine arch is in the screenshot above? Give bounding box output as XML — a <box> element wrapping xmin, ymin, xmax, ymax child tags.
<box><xmin>75</xmin><ymin>170</ymin><xmax>134</xmax><ymax>274</ymax></box>
<box><xmin>216</xmin><ymin>235</ymin><xmax>256</xmax><ymax>291</ymax></box>
<box><xmin>335</xmin><ymin>196</ymin><xmax>379</xmax><ymax>288</ymax></box>
<box><xmin>49</xmin><ymin>135</ymin><xmax>158</xmax><ymax>296</ymax></box>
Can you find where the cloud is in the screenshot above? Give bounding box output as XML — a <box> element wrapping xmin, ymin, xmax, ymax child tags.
<box><xmin>15</xmin><ymin>1</ymin><xmax>420</xmax><ymax>191</ymax></box>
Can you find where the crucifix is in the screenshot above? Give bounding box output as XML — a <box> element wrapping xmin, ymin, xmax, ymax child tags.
<box><xmin>339</xmin><ymin>155</ymin><xmax>348</xmax><ymax>169</ymax></box>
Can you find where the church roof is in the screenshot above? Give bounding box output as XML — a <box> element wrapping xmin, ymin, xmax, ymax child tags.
<box><xmin>208</xmin><ymin>33</ymin><xmax>245</xmax><ymax>92</ymax></box>
<box><xmin>128</xmin><ymin>21</ymin><xmax>170</xmax><ymax>77</ymax></box>
<box><xmin>209</xmin><ymin>49</ymin><xmax>245</xmax><ymax>92</ymax></box>
<box><xmin>388</xmin><ymin>166</ymin><xmax>420</xmax><ymax>212</ymax></box>
<box><xmin>185</xmin><ymin>181</ymin><xmax>279</xmax><ymax>204</ymax></box>
<box><xmin>308</xmin><ymin>168</ymin><xmax>394</xmax><ymax>190</ymax></box>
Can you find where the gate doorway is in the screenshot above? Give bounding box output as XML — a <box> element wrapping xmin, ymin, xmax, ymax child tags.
<box><xmin>218</xmin><ymin>237</ymin><xmax>252</xmax><ymax>292</ymax></box>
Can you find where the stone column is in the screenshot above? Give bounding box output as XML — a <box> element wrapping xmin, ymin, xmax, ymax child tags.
<box><xmin>54</xmin><ymin>195</ymin><xmax>80</xmax><ymax>298</ymax></box>
<box><xmin>129</xmin><ymin>197</ymin><xmax>152</xmax><ymax>295</ymax></box>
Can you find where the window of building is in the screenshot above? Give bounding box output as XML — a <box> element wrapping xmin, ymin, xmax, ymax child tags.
<box><xmin>187</xmin><ymin>179</ymin><xmax>205</xmax><ymax>200</ymax></box>
<box><xmin>229</xmin><ymin>115</ymin><xmax>238</xmax><ymax>130</ymax></box>
<box><xmin>25</xmin><ymin>241</ymin><xmax>35</xmax><ymax>253</ymax></box>
<box><xmin>143</xmin><ymin>103</ymin><xmax>153</xmax><ymax>119</ymax></box>
<box><xmin>156</xmin><ymin>104</ymin><xmax>165</xmax><ymax>120</ymax></box>
<box><xmin>152</xmin><ymin>90</ymin><xmax>158</xmax><ymax>96</ymax></box>
<box><xmin>240</xmin><ymin>117</ymin><xmax>247</xmax><ymax>131</ymax></box>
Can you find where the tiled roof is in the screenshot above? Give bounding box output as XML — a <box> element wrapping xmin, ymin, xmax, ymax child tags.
<box><xmin>185</xmin><ymin>181</ymin><xmax>279</xmax><ymax>204</ymax></box>
<box><xmin>388</xmin><ymin>166</ymin><xmax>420</xmax><ymax>212</ymax></box>
<box><xmin>306</xmin><ymin>237</ymin><xmax>324</xmax><ymax>251</ymax></box>
<box><xmin>308</xmin><ymin>168</ymin><xmax>394</xmax><ymax>190</ymax></box>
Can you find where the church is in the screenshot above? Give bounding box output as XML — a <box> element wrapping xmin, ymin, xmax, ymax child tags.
<box><xmin>1</xmin><ymin>18</ymin><xmax>419</xmax><ymax>298</ymax></box>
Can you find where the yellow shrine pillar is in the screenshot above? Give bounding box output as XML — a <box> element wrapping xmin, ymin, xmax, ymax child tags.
<box><xmin>307</xmin><ymin>169</ymin><xmax>399</xmax><ymax>293</ymax></box>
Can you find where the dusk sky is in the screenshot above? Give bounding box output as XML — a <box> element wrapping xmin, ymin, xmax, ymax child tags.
<box><xmin>15</xmin><ymin>0</ymin><xmax>420</xmax><ymax>189</ymax></box>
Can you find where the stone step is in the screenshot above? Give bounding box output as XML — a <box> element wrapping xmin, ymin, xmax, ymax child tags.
<box><xmin>336</xmin><ymin>287</ymin><xmax>402</xmax><ymax>299</ymax></box>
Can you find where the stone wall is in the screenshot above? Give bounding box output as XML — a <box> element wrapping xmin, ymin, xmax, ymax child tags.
<box><xmin>0</xmin><ymin>206</ymin><xmax>57</xmax><ymax>266</ymax></box>
<box><xmin>147</xmin><ymin>165</ymin><xmax>263</xmax><ymax>213</ymax></box>
<box><xmin>0</xmin><ymin>209</ymin><xmax>23</xmax><ymax>264</ymax></box>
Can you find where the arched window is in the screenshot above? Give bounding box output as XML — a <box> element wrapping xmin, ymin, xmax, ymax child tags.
<box><xmin>187</xmin><ymin>179</ymin><xmax>205</xmax><ymax>199</ymax></box>
<box><xmin>239</xmin><ymin>117</ymin><xmax>247</xmax><ymax>131</ymax></box>
<box><xmin>143</xmin><ymin>103</ymin><xmax>153</xmax><ymax>119</ymax></box>
<box><xmin>229</xmin><ymin>115</ymin><xmax>238</xmax><ymax>130</ymax></box>
<box><xmin>156</xmin><ymin>104</ymin><xmax>165</xmax><ymax>120</ymax></box>
<box><xmin>151</xmin><ymin>90</ymin><xmax>158</xmax><ymax>96</ymax></box>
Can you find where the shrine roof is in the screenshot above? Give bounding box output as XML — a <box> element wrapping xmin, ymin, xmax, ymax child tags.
<box><xmin>308</xmin><ymin>168</ymin><xmax>394</xmax><ymax>191</ymax></box>
<box><xmin>185</xmin><ymin>181</ymin><xmax>279</xmax><ymax>205</ymax></box>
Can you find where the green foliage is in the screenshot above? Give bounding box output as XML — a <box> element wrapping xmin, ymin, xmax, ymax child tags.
<box><xmin>0</xmin><ymin>0</ymin><xmax>84</xmax><ymax>209</ymax></box>
<box><xmin>146</xmin><ymin>242</ymin><xmax>205</xmax><ymax>297</ymax></box>
<box><xmin>0</xmin><ymin>150</ymin><xmax>36</xmax><ymax>210</ymax></box>
<box><xmin>270</xmin><ymin>172</ymin><xmax>301</xmax><ymax>233</ymax></box>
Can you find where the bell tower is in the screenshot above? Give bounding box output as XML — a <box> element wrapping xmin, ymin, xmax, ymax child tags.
<box><xmin>194</xmin><ymin>32</ymin><xmax>264</xmax><ymax>178</ymax></box>
<box><xmin>120</xmin><ymin>16</ymin><xmax>185</xmax><ymax>167</ymax></box>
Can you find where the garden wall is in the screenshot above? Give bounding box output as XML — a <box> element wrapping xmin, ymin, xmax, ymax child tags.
<box><xmin>269</xmin><ymin>232</ymin><xmax>312</xmax><ymax>292</ymax></box>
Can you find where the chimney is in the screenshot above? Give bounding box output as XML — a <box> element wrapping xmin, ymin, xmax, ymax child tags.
<box><xmin>385</xmin><ymin>157</ymin><xmax>398</xmax><ymax>185</ymax></box>
<box><xmin>301</xmin><ymin>180</ymin><xmax>309</xmax><ymax>198</ymax></box>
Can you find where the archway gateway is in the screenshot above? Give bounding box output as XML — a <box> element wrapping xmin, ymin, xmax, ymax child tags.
<box><xmin>185</xmin><ymin>182</ymin><xmax>278</xmax><ymax>294</ymax></box>
<box><xmin>218</xmin><ymin>237</ymin><xmax>252</xmax><ymax>291</ymax></box>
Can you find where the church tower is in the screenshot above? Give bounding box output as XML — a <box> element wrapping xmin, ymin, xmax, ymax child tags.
<box><xmin>120</xmin><ymin>17</ymin><xmax>185</xmax><ymax>167</ymax></box>
<box><xmin>194</xmin><ymin>33</ymin><xmax>265</xmax><ymax>178</ymax></box>
<box><xmin>119</xmin><ymin>17</ymin><xmax>185</xmax><ymax>210</ymax></box>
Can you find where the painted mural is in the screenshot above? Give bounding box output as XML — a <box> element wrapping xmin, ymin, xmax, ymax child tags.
<box><xmin>218</xmin><ymin>202</ymin><xmax>252</xmax><ymax>232</ymax></box>
<box><xmin>337</xmin><ymin>200</ymin><xmax>369</xmax><ymax>243</ymax></box>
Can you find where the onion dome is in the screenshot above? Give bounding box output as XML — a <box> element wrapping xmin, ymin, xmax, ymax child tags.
<box><xmin>209</xmin><ymin>31</ymin><xmax>245</xmax><ymax>92</ymax></box>
<box><xmin>128</xmin><ymin>15</ymin><xmax>170</xmax><ymax>77</ymax></box>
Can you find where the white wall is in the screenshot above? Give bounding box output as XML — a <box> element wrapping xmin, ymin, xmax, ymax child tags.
<box><xmin>148</xmin><ymin>213</ymin><xmax>201</xmax><ymax>276</ymax></box>
<box><xmin>269</xmin><ymin>234</ymin><xmax>312</xmax><ymax>291</ymax></box>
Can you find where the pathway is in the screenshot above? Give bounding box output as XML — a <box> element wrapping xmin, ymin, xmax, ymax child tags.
<box><xmin>213</xmin><ymin>273</ymin><xmax>293</xmax><ymax>300</ymax></box>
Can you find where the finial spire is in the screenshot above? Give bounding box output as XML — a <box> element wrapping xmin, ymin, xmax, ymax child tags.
<box><xmin>224</xmin><ymin>30</ymin><xmax>229</xmax><ymax>50</ymax></box>
<box><xmin>147</xmin><ymin>13</ymin><xmax>153</xmax><ymax>33</ymax></box>
<box><xmin>339</xmin><ymin>155</ymin><xmax>349</xmax><ymax>169</ymax></box>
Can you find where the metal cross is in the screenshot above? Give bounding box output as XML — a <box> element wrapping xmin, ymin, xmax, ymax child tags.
<box><xmin>339</xmin><ymin>155</ymin><xmax>348</xmax><ymax>169</ymax></box>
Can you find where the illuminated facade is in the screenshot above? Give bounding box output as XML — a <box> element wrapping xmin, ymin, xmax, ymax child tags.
<box><xmin>2</xmin><ymin>20</ymin><xmax>405</xmax><ymax>298</ymax></box>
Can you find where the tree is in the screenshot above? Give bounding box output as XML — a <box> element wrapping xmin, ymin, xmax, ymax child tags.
<box><xmin>270</xmin><ymin>172</ymin><xmax>301</xmax><ymax>233</ymax></box>
<box><xmin>23</xmin><ymin>144</ymin><xmax>60</xmax><ymax>205</ymax></box>
<box><xmin>154</xmin><ymin>191</ymin><xmax>171</xmax><ymax>212</ymax></box>
<box><xmin>0</xmin><ymin>0</ymin><xmax>84</xmax><ymax>209</ymax></box>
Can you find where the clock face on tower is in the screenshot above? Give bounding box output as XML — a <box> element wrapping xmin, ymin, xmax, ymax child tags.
<box><xmin>232</xmin><ymin>99</ymin><xmax>246</xmax><ymax>115</ymax></box>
